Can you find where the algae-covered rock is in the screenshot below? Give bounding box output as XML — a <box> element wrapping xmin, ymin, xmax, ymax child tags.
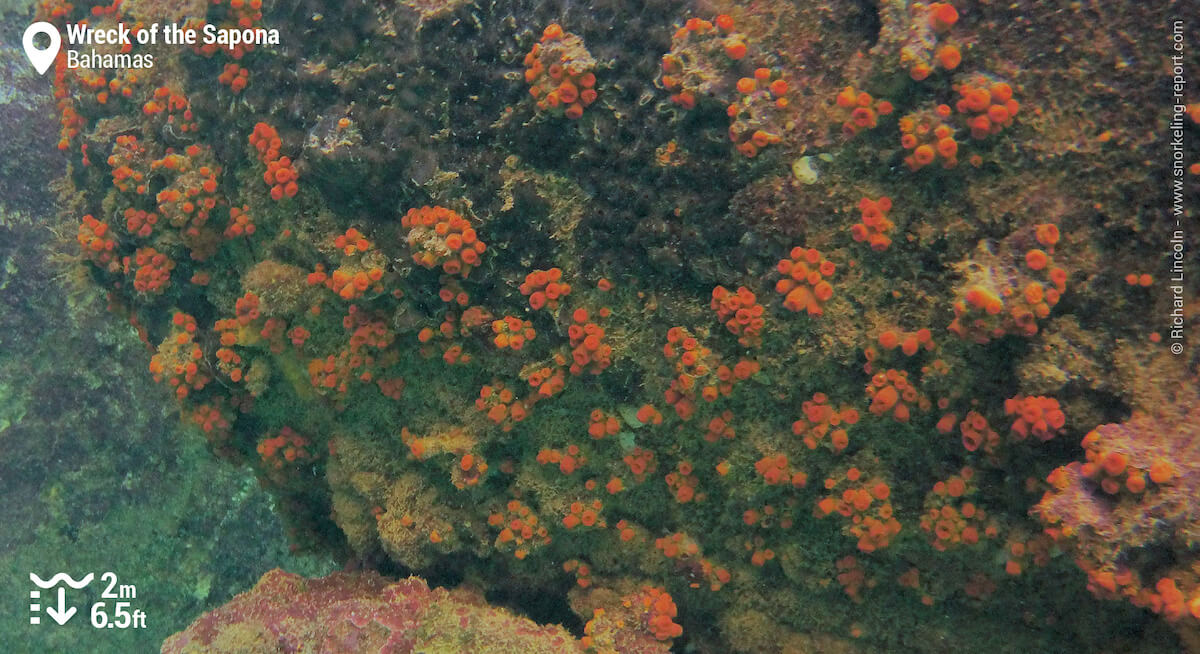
<box><xmin>162</xmin><ymin>569</ymin><xmax>586</xmax><ymax>654</ymax></box>
<box><xmin>27</xmin><ymin>0</ymin><xmax>1200</xmax><ymax>651</ymax></box>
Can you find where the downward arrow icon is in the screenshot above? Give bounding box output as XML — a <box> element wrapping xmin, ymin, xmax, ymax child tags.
<box><xmin>45</xmin><ymin>588</ymin><xmax>76</xmax><ymax>625</ymax></box>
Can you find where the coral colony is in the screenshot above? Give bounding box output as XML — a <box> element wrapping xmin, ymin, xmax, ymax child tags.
<box><xmin>41</xmin><ymin>0</ymin><xmax>1200</xmax><ymax>650</ymax></box>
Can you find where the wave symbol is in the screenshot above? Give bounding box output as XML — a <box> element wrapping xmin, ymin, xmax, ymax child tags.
<box><xmin>29</xmin><ymin>573</ymin><xmax>94</xmax><ymax>589</ymax></box>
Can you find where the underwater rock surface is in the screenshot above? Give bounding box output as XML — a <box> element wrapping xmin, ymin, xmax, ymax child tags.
<box><xmin>29</xmin><ymin>0</ymin><xmax>1200</xmax><ymax>651</ymax></box>
<box><xmin>162</xmin><ymin>568</ymin><xmax>593</xmax><ymax>654</ymax></box>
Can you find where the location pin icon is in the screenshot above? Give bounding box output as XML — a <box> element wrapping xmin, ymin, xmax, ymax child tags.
<box><xmin>23</xmin><ymin>22</ymin><xmax>61</xmax><ymax>75</ymax></box>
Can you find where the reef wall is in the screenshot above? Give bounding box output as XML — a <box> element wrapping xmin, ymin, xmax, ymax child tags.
<box><xmin>34</xmin><ymin>0</ymin><xmax>1200</xmax><ymax>651</ymax></box>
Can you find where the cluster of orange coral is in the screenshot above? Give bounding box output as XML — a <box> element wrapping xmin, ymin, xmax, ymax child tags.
<box><xmin>748</xmin><ymin>540</ymin><xmax>777</xmax><ymax>566</ymax></box>
<box><xmin>754</xmin><ymin>454</ymin><xmax>808</xmax><ymax>488</ymax></box>
<box><xmin>660</xmin><ymin>15</ymin><xmax>747</xmax><ymax>109</ymax></box>
<box><xmin>864</xmin><ymin>332</ymin><xmax>939</xmax><ymax>379</ymax></box>
<box><xmin>258</xmin><ymin>318</ymin><xmax>287</xmax><ymax>355</ymax></box>
<box><xmin>662</xmin><ymin>327</ymin><xmax>756</xmax><ymax>419</ymax></box>
<box><xmin>835</xmin><ymin>87</ymin><xmax>893</xmax><ymax>137</ymax></box>
<box><xmin>1054</xmin><ymin>429</ymin><xmax>1177</xmax><ymax>497</ymax></box>
<box><xmin>655</xmin><ymin>531</ymin><xmax>733</xmax><ymax>589</ymax></box>
<box><xmin>334</xmin><ymin>228</ymin><xmax>370</xmax><ymax>255</ymax></box>
<box><xmin>746</xmin><ymin>542</ymin><xmax>775</xmax><ymax>567</ymax></box>
<box><xmin>954</xmin><ymin>76</ymin><xmax>1020</xmax><ymax>139</ymax></box>
<box><xmin>52</xmin><ymin>60</ymin><xmax>85</xmax><ymax>152</ymax></box>
<box><xmin>401</xmin><ymin>206</ymin><xmax>485</xmax><ymax>278</ymax></box>
<box><xmin>664</xmin><ymin>460</ymin><xmax>700</xmax><ymax>502</ymax></box>
<box><xmin>654</xmin><ymin>531</ymin><xmax>700</xmax><ymax>559</ymax></box>
<box><xmin>305</xmin><ymin>307</ymin><xmax>395</xmax><ymax>400</ymax></box>
<box><xmin>256</xmin><ymin>426</ymin><xmax>312</xmax><ymax>468</ymax></box>
<box><xmin>927</xmin><ymin>2</ymin><xmax>959</xmax><ymax>32</ymax></box>
<box><xmin>376</xmin><ymin>376</ymin><xmax>405</xmax><ymax>401</ymax></box>
<box><xmin>866</xmin><ymin>369</ymin><xmax>929</xmax><ymax>422</ymax></box>
<box><xmin>817</xmin><ymin>468</ymin><xmax>900</xmax><ymax>552</ymax></box>
<box><xmin>727</xmin><ymin>67</ymin><xmax>789</xmax><ymax>157</ymax></box>
<box><xmin>1000</xmin><ymin>533</ymin><xmax>1052</xmax><ymax>576</ymax></box>
<box><xmin>742</xmin><ymin>502</ymin><xmax>800</xmax><ymax>531</ymax></box>
<box><xmin>223</xmin><ymin>293</ymin><xmax>252</xmax><ymax>324</ymax></box>
<box><xmin>224</xmin><ymin>205</ymin><xmax>255</xmax><ymax>238</ymax></box>
<box><xmin>524</xmin><ymin>24</ymin><xmax>598</xmax><ymax>119</ymax></box>
<box><xmin>308</xmin><ymin>229</ymin><xmax>386</xmax><ymax>300</ymax></box>
<box><xmin>475</xmin><ymin>382</ymin><xmax>529</xmax><ymax>432</ymax></box>
<box><xmin>657</xmin><ymin>14</ymin><xmax>792</xmax><ymax>157</ymax></box>
<box><xmin>149</xmin><ymin>312</ymin><xmax>209</xmax><ymax>399</ymax></box>
<box><xmin>587</xmin><ymin>409</ymin><xmax>621</xmax><ymax>439</ymax></box>
<box><xmin>561</xmin><ymin>559</ymin><xmax>592</xmax><ymax>588</ymax></box>
<box><xmin>614</xmin><ymin>518</ymin><xmax>637</xmax><ymax>540</ymax></box>
<box><xmin>435</xmin><ymin>277</ymin><xmax>470</xmax><ymax>306</ymax></box>
<box><xmin>124</xmin><ymin>246</ymin><xmax>174</xmax><ymax>294</ymax></box>
<box><xmin>1035</xmin><ymin>396</ymin><xmax>1199</xmax><ymax>625</ymax></box>
<box><xmin>956</xmin><ymin>409</ymin><xmax>1000</xmax><ymax>453</ymax></box>
<box><xmin>899</xmin><ymin>107</ymin><xmax>959</xmax><ymax>171</ymax></box>
<box><xmin>519</xmin><ymin>267</ymin><xmax>570</xmax><ymax>310</ymax></box>
<box><xmin>567</xmin><ymin>308</ymin><xmax>612</xmax><ymax>374</ymax></box>
<box><xmin>488</xmin><ymin>499</ymin><xmax>550</xmax><ymax>560</ymax></box>
<box><xmin>1123</xmin><ymin>272</ymin><xmax>1154</xmax><ymax>287</ymax></box>
<box><xmin>791</xmin><ymin>392</ymin><xmax>858</xmax><ymax>451</ymax></box>
<box><xmin>50</xmin><ymin>49</ymin><xmax>82</xmax><ymax>149</ymax></box>
<box><xmin>710</xmin><ymin>286</ymin><xmax>765</xmax><ymax>347</ymax></box>
<box><xmin>949</xmin><ymin>224</ymin><xmax>1067</xmax><ymax>342</ymax></box>
<box><xmin>287</xmin><ymin>326</ymin><xmax>310</xmax><ymax>347</ymax></box>
<box><xmin>875</xmin><ymin>327</ymin><xmax>935</xmax><ymax>359</ymax></box>
<box><xmin>1142</xmin><ymin>577</ymin><xmax>1200</xmax><ymax>622</ymax></box>
<box><xmin>850</xmin><ymin>196</ymin><xmax>895</xmax><ymax>251</ymax></box>
<box><xmin>703</xmin><ymin>410</ymin><xmax>735</xmax><ymax>442</ymax></box>
<box><xmin>537</xmin><ymin>444</ymin><xmax>587</xmax><ymax>475</ymax></box>
<box><xmin>452</xmin><ymin>452</ymin><xmax>488</xmax><ymax>489</ymax></box>
<box><xmin>521</xmin><ymin>358</ymin><xmax>567</xmax><ymax>399</ymax></box>
<box><xmin>622</xmin><ymin>445</ymin><xmax>657</xmax><ymax>482</ymax></box>
<box><xmin>107</xmin><ymin>135</ymin><xmax>147</xmax><ymax>194</ymax></box>
<box><xmin>248</xmin><ymin>122</ymin><xmax>298</xmax><ymax>200</ymax></box>
<box><xmin>1004</xmin><ymin>395</ymin><xmax>1066</xmax><ymax>442</ymax></box>
<box><xmin>774</xmin><ymin>247</ymin><xmax>836</xmax><ymax>315</ymax></box>
<box><xmin>835</xmin><ymin>555</ymin><xmax>868</xmax><ymax>601</ymax></box>
<box><xmin>189</xmin><ymin>402</ymin><xmax>231</xmax><ymax>438</ymax></box>
<box><xmin>149</xmin><ymin>146</ymin><xmax>223</xmax><ymax>259</ymax></box>
<box><xmin>141</xmin><ymin>86</ymin><xmax>198</xmax><ymax>133</ymax></box>
<box><xmin>582</xmin><ymin>585</ymin><xmax>688</xmax><ymax>650</ymax></box>
<box><xmin>905</xmin><ymin>2</ymin><xmax>961</xmax><ymax>81</ymax></box>
<box><xmin>78</xmin><ymin>214</ymin><xmax>117</xmax><ymax>270</ymax></box>
<box><xmin>919</xmin><ymin>467</ymin><xmax>998</xmax><ymax>551</ymax></box>
<box><xmin>214</xmin><ymin>315</ymin><xmax>247</xmax><ymax>382</ymax></box>
<box><xmin>638</xmin><ymin>587</ymin><xmax>683</xmax><ymax>640</ymax></box>
<box><xmin>562</xmin><ymin>498</ymin><xmax>605</xmax><ymax>529</ymax></box>
<box><xmin>491</xmin><ymin>315</ymin><xmax>536</xmax><ymax>350</ymax></box>
<box><xmin>217</xmin><ymin>63</ymin><xmax>249</xmax><ymax>93</ymax></box>
<box><xmin>77</xmin><ymin>54</ymin><xmax>140</xmax><ymax>106</ymax></box>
